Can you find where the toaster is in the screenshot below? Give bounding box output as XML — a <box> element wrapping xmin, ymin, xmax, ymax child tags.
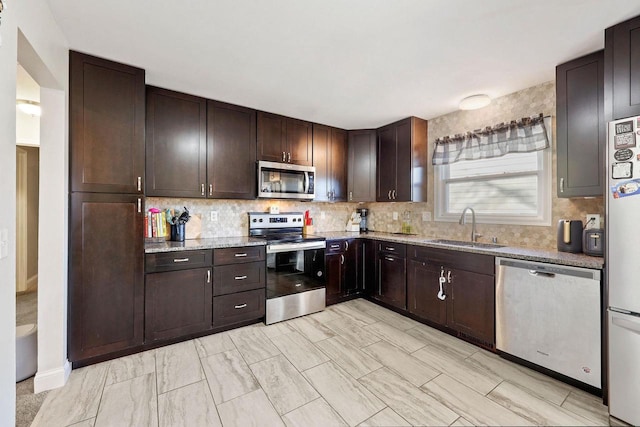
<box><xmin>583</xmin><ymin>228</ymin><xmax>605</xmax><ymax>257</ymax></box>
<box><xmin>557</xmin><ymin>220</ymin><xmax>583</xmax><ymax>253</ymax></box>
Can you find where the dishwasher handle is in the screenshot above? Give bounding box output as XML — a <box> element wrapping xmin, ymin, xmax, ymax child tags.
<box><xmin>528</xmin><ymin>270</ymin><xmax>555</xmax><ymax>278</ymax></box>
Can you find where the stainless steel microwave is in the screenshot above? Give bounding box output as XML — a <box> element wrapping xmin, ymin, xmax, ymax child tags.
<box><xmin>257</xmin><ymin>161</ymin><xmax>315</xmax><ymax>200</ymax></box>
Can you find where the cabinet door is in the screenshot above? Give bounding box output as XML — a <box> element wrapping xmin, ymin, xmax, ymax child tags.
<box><xmin>207</xmin><ymin>101</ymin><xmax>257</xmax><ymax>199</ymax></box>
<box><xmin>145</xmin><ymin>268</ymin><xmax>212</xmax><ymax>342</ymax></box>
<box><xmin>377</xmin><ymin>125</ymin><xmax>397</xmax><ymax>201</ymax></box>
<box><xmin>360</xmin><ymin>240</ymin><xmax>377</xmax><ymax>296</ymax></box>
<box><xmin>325</xmin><ymin>252</ymin><xmax>344</xmax><ymax>303</ymax></box>
<box><xmin>287</xmin><ymin>118</ymin><xmax>313</xmax><ymax>166</ymax></box>
<box><xmin>376</xmin><ymin>253</ymin><xmax>406</xmax><ymax>309</ymax></box>
<box><xmin>69</xmin><ymin>193</ymin><xmax>144</xmax><ymax>362</ymax></box>
<box><xmin>312</xmin><ymin>124</ymin><xmax>331</xmax><ymax>201</ymax></box>
<box><xmin>146</xmin><ymin>87</ymin><xmax>207</xmax><ymax>198</ymax></box>
<box><xmin>70</xmin><ymin>51</ymin><xmax>145</xmax><ymax>194</ymax></box>
<box><xmin>447</xmin><ymin>270</ymin><xmax>495</xmax><ymax>344</ymax></box>
<box><xmin>257</xmin><ymin>111</ymin><xmax>287</xmax><ymax>163</ymax></box>
<box><xmin>607</xmin><ymin>16</ymin><xmax>640</xmax><ymax>120</ymax></box>
<box><xmin>330</xmin><ymin>128</ymin><xmax>348</xmax><ymax>202</ymax></box>
<box><xmin>348</xmin><ymin>130</ymin><xmax>377</xmax><ymax>202</ymax></box>
<box><xmin>394</xmin><ymin>118</ymin><xmax>413</xmax><ymax>202</ymax></box>
<box><xmin>407</xmin><ymin>260</ymin><xmax>447</xmax><ymax>325</ymax></box>
<box><xmin>556</xmin><ymin>51</ymin><xmax>605</xmax><ymax>197</ymax></box>
<box><xmin>343</xmin><ymin>239</ymin><xmax>359</xmax><ymax>294</ymax></box>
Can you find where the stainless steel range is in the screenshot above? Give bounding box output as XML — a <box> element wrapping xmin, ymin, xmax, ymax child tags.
<box><xmin>248</xmin><ymin>212</ymin><xmax>326</xmax><ymax>324</ymax></box>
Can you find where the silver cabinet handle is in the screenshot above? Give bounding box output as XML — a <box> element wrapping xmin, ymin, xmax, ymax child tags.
<box><xmin>234</xmin><ymin>304</ymin><xmax>247</xmax><ymax>309</ymax></box>
<box><xmin>282</xmin><ymin>151</ymin><xmax>286</xmax><ymax>162</ymax></box>
<box><xmin>385</xmin><ymin>256</ymin><xmax>394</xmax><ymax>261</ymax></box>
<box><xmin>330</xmin><ymin>244</ymin><xmax>341</xmax><ymax>249</ymax></box>
<box><xmin>207</xmin><ymin>270</ymin><xmax>211</xmax><ymax>283</ymax></box>
<box><xmin>447</xmin><ymin>270</ymin><xmax>451</xmax><ymax>283</ymax></box>
<box><xmin>349</xmin><ymin>191</ymin><xmax>353</xmax><ymax>201</ymax></box>
<box><xmin>234</xmin><ymin>253</ymin><xmax>248</xmax><ymax>257</ymax></box>
<box><xmin>201</xmin><ymin>183</ymin><xmax>205</xmax><ymax>196</ymax></box>
<box><xmin>137</xmin><ymin>176</ymin><xmax>142</xmax><ymax>192</ymax></box>
<box><xmin>137</xmin><ymin>198</ymin><xmax>141</xmax><ymax>213</ymax></box>
<box><xmin>234</xmin><ymin>275</ymin><xmax>248</xmax><ymax>280</ymax></box>
<box><xmin>341</xmin><ymin>254</ymin><xmax>345</xmax><ymax>264</ymax></box>
<box><xmin>388</xmin><ymin>190</ymin><xmax>392</xmax><ymax>200</ymax></box>
<box><xmin>385</xmin><ymin>247</ymin><xmax>395</xmax><ymax>251</ymax></box>
<box><xmin>345</xmin><ymin>241</ymin><xmax>349</xmax><ymax>251</ymax></box>
<box><xmin>209</xmin><ymin>184</ymin><xmax>213</xmax><ymax>196</ymax></box>
<box><xmin>287</xmin><ymin>152</ymin><xmax>291</xmax><ymax>163</ymax></box>
<box><xmin>173</xmin><ymin>258</ymin><xmax>189</xmax><ymax>263</ymax></box>
<box><xmin>392</xmin><ymin>189</ymin><xmax>396</xmax><ymax>199</ymax></box>
<box><xmin>560</xmin><ymin>178</ymin><xmax>564</xmax><ymax>193</ymax></box>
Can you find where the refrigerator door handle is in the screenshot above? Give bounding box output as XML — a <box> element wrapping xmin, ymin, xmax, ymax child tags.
<box><xmin>612</xmin><ymin>315</ymin><xmax>640</xmax><ymax>334</ymax></box>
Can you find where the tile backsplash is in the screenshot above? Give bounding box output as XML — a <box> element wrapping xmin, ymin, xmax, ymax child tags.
<box><xmin>148</xmin><ymin>80</ymin><xmax>604</xmax><ymax>251</ymax></box>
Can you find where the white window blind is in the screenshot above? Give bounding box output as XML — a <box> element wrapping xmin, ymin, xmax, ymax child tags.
<box><xmin>435</xmin><ymin>131</ymin><xmax>552</xmax><ymax>226</ymax></box>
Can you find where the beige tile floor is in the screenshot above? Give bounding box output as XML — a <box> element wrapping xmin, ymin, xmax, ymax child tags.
<box><xmin>30</xmin><ymin>298</ymin><xmax>611</xmax><ymax>427</ymax></box>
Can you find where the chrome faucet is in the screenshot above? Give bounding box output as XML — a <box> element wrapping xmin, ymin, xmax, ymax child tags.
<box><xmin>459</xmin><ymin>207</ymin><xmax>482</xmax><ymax>242</ymax></box>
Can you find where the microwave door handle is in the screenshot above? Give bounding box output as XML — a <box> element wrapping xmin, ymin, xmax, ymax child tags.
<box><xmin>304</xmin><ymin>172</ymin><xmax>309</xmax><ymax>194</ymax></box>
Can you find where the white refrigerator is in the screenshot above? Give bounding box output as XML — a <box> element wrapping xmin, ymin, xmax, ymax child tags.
<box><xmin>607</xmin><ymin>117</ymin><xmax>640</xmax><ymax>426</ymax></box>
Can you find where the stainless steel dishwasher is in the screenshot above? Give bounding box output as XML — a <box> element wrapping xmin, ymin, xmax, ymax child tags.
<box><xmin>495</xmin><ymin>258</ymin><xmax>601</xmax><ymax>388</ymax></box>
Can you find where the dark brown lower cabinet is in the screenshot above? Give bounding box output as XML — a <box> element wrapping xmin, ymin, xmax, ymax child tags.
<box><xmin>145</xmin><ymin>268</ymin><xmax>212</xmax><ymax>342</ymax></box>
<box><xmin>68</xmin><ymin>193</ymin><xmax>144</xmax><ymax>363</ymax></box>
<box><xmin>407</xmin><ymin>259</ymin><xmax>447</xmax><ymax>325</ymax></box>
<box><xmin>375</xmin><ymin>249</ymin><xmax>407</xmax><ymax>309</ymax></box>
<box><xmin>447</xmin><ymin>269</ymin><xmax>495</xmax><ymax>344</ymax></box>
<box><xmin>325</xmin><ymin>252</ymin><xmax>344</xmax><ymax>302</ymax></box>
<box><xmin>213</xmin><ymin>289</ymin><xmax>265</xmax><ymax>327</ymax></box>
<box><xmin>325</xmin><ymin>239</ymin><xmax>360</xmax><ymax>305</ymax></box>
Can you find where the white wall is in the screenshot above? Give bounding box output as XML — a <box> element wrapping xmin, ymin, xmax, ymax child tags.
<box><xmin>0</xmin><ymin>5</ymin><xmax>19</xmax><ymax>426</ymax></box>
<box><xmin>0</xmin><ymin>1</ymin><xmax>68</xmax><ymax>423</ymax></box>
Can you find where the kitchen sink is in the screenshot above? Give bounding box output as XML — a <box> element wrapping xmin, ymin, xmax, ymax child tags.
<box><xmin>428</xmin><ymin>239</ymin><xmax>505</xmax><ymax>249</ymax></box>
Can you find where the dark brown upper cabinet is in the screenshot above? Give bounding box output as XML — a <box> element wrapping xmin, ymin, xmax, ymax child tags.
<box><xmin>207</xmin><ymin>101</ymin><xmax>257</xmax><ymax>199</ymax></box>
<box><xmin>146</xmin><ymin>86</ymin><xmax>207</xmax><ymax>198</ymax></box>
<box><xmin>605</xmin><ymin>15</ymin><xmax>640</xmax><ymax>121</ymax></box>
<box><xmin>376</xmin><ymin>117</ymin><xmax>428</xmax><ymax>202</ymax></box>
<box><xmin>313</xmin><ymin>124</ymin><xmax>347</xmax><ymax>202</ymax></box>
<box><xmin>68</xmin><ymin>192</ymin><xmax>145</xmax><ymax>363</ymax></box>
<box><xmin>556</xmin><ymin>51</ymin><xmax>605</xmax><ymax>198</ymax></box>
<box><xmin>347</xmin><ymin>130</ymin><xmax>377</xmax><ymax>202</ymax></box>
<box><xmin>257</xmin><ymin>111</ymin><xmax>312</xmax><ymax>166</ymax></box>
<box><xmin>70</xmin><ymin>51</ymin><xmax>145</xmax><ymax>194</ymax></box>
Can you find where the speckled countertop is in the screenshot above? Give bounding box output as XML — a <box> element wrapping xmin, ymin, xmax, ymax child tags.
<box><xmin>145</xmin><ymin>236</ymin><xmax>266</xmax><ymax>253</ymax></box>
<box><xmin>144</xmin><ymin>231</ymin><xmax>604</xmax><ymax>269</ymax></box>
<box><xmin>315</xmin><ymin>231</ymin><xmax>604</xmax><ymax>269</ymax></box>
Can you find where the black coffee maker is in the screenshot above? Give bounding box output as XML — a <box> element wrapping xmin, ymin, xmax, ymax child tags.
<box><xmin>357</xmin><ymin>208</ymin><xmax>369</xmax><ymax>232</ymax></box>
<box><xmin>557</xmin><ymin>219</ymin><xmax>583</xmax><ymax>253</ymax></box>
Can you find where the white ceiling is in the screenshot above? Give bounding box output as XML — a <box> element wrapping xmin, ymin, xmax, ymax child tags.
<box><xmin>47</xmin><ymin>0</ymin><xmax>640</xmax><ymax>129</ymax></box>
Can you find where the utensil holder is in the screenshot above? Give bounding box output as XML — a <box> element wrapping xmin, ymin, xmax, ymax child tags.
<box><xmin>171</xmin><ymin>223</ymin><xmax>185</xmax><ymax>242</ymax></box>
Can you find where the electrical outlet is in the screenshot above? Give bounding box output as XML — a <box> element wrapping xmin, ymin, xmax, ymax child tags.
<box><xmin>422</xmin><ymin>211</ymin><xmax>432</xmax><ymax>222</ymax></box>
<box><xmin>392</xmin><ymin>212</ymin><xmax>398</xmax><ymax>221</ymax></box>
<box><xmin>585</xmin><ymin>214</ymin><xmax>601</xmax><ymax>229</ymax></box>
<box><xmin>210</xmin><ymin>211</ymin><xmax>218</xmax><ymax>222</ymax></box>
<box><xmin>0</xmin><ymin>229</ymin><xmax>8</xmax><ymax>259</ymax></box>
<box><xmin>320</xmin><ymin>211</ymin><xmax>326</xmax><ymax>219</ymax></box>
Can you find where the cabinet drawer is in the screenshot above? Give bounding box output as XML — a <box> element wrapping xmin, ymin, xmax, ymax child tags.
<box><xmin>326</xmin><ymin>240</ymin><xmax>346</xmax><ymax>254</ymax></box>
<box><xmin>214</xmin><ymin>261</ymin><xmax>265</xmax><ymax>296</ymax></box>
<box><xmin>213</xmin><ymin>289</ymin><xmax>265</xmax><ymax>326</ymax></box>
<box><xmin>214</xmin><ymin>246</ymin><xmax>265</xmax><ymax>266</ymax></box>
<box><xmin>409</xmin><ymin>245</ymin><xmax>494</xmax><ymax>276</ymax></box>
<box><xmin>377</xmin><ymin>241</ymin><xmax>406</xmax><ymax>257</ymax></box>
<box><xmin>146</xmin><ymin>250</ymin><xmax>212</xmax><ymax>273</ymax></box>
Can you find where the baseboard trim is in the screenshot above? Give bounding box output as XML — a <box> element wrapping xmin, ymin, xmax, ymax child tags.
<box><xmin>34</xmin><ymin>359</ymin><xmax>71</xmax><ymax>393</ymax></box>
<box><xmin>26</xmin><ymin>274</ymin><xmax>38</xmax><ymax>291</ymax></box>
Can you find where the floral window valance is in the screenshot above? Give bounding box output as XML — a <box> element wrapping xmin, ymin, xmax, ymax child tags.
<box><xmin>432</xmin><ymin>114</ymin><xmax>550</xmax><ymax>166</ymax></box>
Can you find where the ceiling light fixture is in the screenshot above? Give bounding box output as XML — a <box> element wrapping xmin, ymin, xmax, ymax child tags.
<box><xmin>16</xmin><ymin>99</ymin><xmax>42</xmax><ymax>116</ymax></box>
<box><xmin>459</xmin><ymin>94</ymin><xmax>491</xmax><ymax>111</ymax></box>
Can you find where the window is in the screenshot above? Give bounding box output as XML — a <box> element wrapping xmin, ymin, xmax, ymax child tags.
<box><xmin>434</xmin><ymin>143</ymin><xmax>552</xmax><ymax>226</ymax></box>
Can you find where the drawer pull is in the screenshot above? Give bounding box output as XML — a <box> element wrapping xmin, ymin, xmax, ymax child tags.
<box><xmin>234</xmin><ymin>304</ymin><xmax>247</xmax><ymax>309</ymax></box>
<box><xmin>385</xmin><ymin>247</ymin><xmax>395</xmax><ymax>251</ymax></box>
<box><xmin>385</xmin><ymin>256</ymin><xmax>395</xmax><ymax>262</ymax></box>
<box><xmin>173</xmin><ymin>258</ymin><xmax>190</xmax><ymax>263</ymax></box>
<box><xmin>234</xmin><ymin>275</ymin><xmax>248</xmax><ymax>280</ymax></box>
<box><xmin>234</xmin><ymin>253</ymin><xmax>248</xmax><ymax>257</ymax></box>
<box><xmin>330</xmin><ymin>244</ymin><xmax>340</xmax><ymax>249</ymax></box>
<box><xmin>207</xmin><ymin>270</ymin><xmax>211</xmax><ymax>283</ymax></box>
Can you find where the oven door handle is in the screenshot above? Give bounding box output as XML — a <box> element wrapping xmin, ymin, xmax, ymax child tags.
<box><xmin>267</xmin><ymin>241</ymin><xmax>326</xmax><ymax>253</ymax></box>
